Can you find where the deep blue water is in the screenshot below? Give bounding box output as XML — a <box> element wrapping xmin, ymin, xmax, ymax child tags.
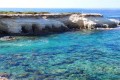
<box><xmin>0</xmin><ymin>9</ymin><xmax>120</xmax><ymax>80</ymax></box>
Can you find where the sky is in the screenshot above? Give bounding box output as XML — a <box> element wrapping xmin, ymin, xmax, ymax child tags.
<box><xmin>0</xmin><ymin>0</ymin><xmax>119</xmax><ymax>8</ymax></box>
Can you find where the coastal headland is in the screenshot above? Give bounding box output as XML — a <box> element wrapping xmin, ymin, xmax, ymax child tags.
<box><xmin>0</xmin><ymin>12</ymin><xmax>119</xmax><ymax>36</ymax></box>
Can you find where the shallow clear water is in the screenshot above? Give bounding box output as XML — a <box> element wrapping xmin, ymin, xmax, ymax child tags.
<box><xmin>0</xmin><ymin>29</ymin><xmax>120</xmax><ymax>80</ymax></box>
<box><xmin>0</xmin><ymin>8</ymin><xmax>120</xmax><ymax>80</ymax></box>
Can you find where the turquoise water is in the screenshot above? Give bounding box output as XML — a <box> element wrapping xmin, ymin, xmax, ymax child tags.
<box><xmin>0</xmin><ymin>29</ymin><xmax>120</xmax><ymax>80</ymax></box>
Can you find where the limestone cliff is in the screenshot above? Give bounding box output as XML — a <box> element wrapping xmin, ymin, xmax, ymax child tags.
<box><xmin>0</xmin><ymin>13</ymin><xmax>118</xmax><ymax>35</ymax></box>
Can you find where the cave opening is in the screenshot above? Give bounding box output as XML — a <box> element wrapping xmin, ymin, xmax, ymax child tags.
<box><xmin>21</xmin><ymin>26</ymin><xmax>28</xmax><ymax>33</ymax></box>
<box><xmin>32</xmin><ymin>24</ymin><xmax>40</xmax><ymax>34</ymax></box>
<box><xmin>0</xmin><ymin>30</ymin><xmax>9</xmax><ymax>36</ymax></box>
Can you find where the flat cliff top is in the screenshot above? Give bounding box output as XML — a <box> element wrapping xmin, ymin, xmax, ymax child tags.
<box><xmin>0</xmin><ymin>11</ymin><xmax>103</xmax><ymax>18</ymax></box>
<box><xmin>0</xmin><ymin>12</ymin><xmax>73</xmax><ymax>18</ymax></box>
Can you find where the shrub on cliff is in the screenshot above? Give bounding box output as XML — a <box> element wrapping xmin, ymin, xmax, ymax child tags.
<box><xmin>0</xmin><ymin>11</ymin><xmax>49</xmax><ymax>14</ymax></box>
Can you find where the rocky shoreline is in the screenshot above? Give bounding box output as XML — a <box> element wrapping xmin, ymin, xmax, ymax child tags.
<box><xmin>0</xmin><ymin>13</ymin><xmax>119</xmax><ymax>37</ymax></box>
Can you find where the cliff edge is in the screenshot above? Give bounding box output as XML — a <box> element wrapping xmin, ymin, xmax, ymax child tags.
<box><xmin>0</xmin><ymin>13</ymin><xmax>118</xmax><ymax>36</ymax></box>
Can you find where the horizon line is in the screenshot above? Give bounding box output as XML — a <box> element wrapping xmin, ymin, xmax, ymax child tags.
<box><xmin>0</xmin><ymin>7</ymin><xmax>120</xmax><ymax>9</ymax></box>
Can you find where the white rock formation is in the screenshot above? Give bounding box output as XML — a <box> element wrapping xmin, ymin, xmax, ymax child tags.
<box><xmin>69</xmin><ymin>14</ymin><xmax>117</xmax><ymax>29</ymax></box>
<box><xmin>0</xmin><ymin>18</ymin><xmax>68</xmax><ymax>34</ymax></box>
<box><xmin>0</xmin><ymin>13</ymin><xmax>118</xmax><ymax>35</ymax></box>
<box><xmin>109</xmin><ymin>19</ymin><xmax>120</xmax><ymax>25</ymax></box>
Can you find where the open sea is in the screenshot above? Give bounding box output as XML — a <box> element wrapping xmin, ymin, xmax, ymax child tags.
<box><xmin>0</xmin><ymin>8</ymin><xmax>120</xmax><ymax>80</ymax></box>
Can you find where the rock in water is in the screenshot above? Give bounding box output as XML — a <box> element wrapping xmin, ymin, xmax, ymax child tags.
<box><xmin>16</xmin><ymin>73</ymin><xmax>29</xmax><ymax>78</ymax></box>
<box><xmin>0</xmin><ymin>72</ymin><xmax>11</xmax><ymax>78</ymax></box>
<box><xmin>69</xmin><ymin>13</ymin><xmax>117</xmax><ymax>29</ymax></box>
<box><xmin>0</xmin><ymin>36</ymin><xmax>16</xmax><ymax>41</ymax></box>
<box><xmin>0</xmin><ymin>77</ymin><xmax>8</xmax><ymax>80</ymax></box>
<box><xmin>109</xmin><ymin>19</ymin><xmax>120</xmax><ymax>26</ymax></box>
<box><xmin>0</xmin><ymin>13</ymin><xmax>118</xmax><ymax>36</ymax></box>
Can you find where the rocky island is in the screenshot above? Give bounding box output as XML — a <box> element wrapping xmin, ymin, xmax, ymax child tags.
<box><xmin>0</xmin><ymin>12</ymin><xmax>119</xmax><ymax>36</ymax></box>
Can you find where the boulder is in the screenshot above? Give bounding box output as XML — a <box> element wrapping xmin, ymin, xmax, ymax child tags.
<box><xmin>0</xmin><ymin>36</ymin><xmax>16</xmax><ymax>41</ymax></box>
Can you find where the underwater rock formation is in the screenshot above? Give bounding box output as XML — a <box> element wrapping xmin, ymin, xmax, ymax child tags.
<box><xmin>0</xmin><ymin>13</ymin><xmax>118</xmax><ymax>35</ymax></box>
<box><xmin>0</xmin><ymin>77</ymin><xmax>8</xmax><ymax>80</ymax></box>
<box><xmin>0</xmin><ymin>72</ymin><xmax>11</xmax><ymax>79</ymax></box>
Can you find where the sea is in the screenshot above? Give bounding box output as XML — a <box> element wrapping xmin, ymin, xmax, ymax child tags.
<box><xmin>0</xmin><ymin>8</ymin><xmax>120</xmax><ymax>80</ymax></box>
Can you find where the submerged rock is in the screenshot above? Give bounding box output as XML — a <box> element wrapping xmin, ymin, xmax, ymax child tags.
<box><xmin>0</xmin><ymin>77</ymin><xmax>8</xmax><ymax>80</ymax></box>
<box><xmin>16</xmin><ymin>73</ymin><xmax>29</xmax><ymax>78</ymax></box>
<box><xmin>8</xmin><ymin>61</ymin><xmax>21</xmax><ymax>66</ymax></box>
<box><xmin>0</xmin><ymin>36</ymin><xmax>16</xmax><ymax>41</ymax></box>
<box><xmin>52</xmin><ymin>58</ymin><xmax>75</xmax><ymax>66</ymax></box>
<box><xmin>34</xmin><ymin>71</ymin><xmax>43</xmax><ymax>75</ymax></box>
<box><xmin>21</xmin><ymin>63</ymin><xmax>29</xmax><ymax>67</ymax></box>
<box><xmin>0</xmin><ymin>72</ymin><xmax>11</xmax><ymax>78</ymax></box>
<box><xmin>24</xmin><ymin>68</ymin><xmax>37</xmax><ymax>73</ymax></box>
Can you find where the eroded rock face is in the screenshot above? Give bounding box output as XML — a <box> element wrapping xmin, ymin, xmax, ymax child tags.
<box><xmin>0</xmin><ymin>36</ymin><xmax>16</xmax><ymax>41</ymax></box>
<box><xmin>0</xmin><ymin>18</ymin><xmax>70</xmax><ymax>35</ymax></box>
<box><xmin>109</xmin><ymin>19</ymin><xmax>120</xmax><ymax>26</ymax></box>
<box><xmin>0</xmin><ymin>13</ymin><xmax>118</xmax><ymax>35</ymax></box>
<box><xmin>69</xmin><ymin>14</ymin><xmax>117</xmax><ymax>30</ymax></box>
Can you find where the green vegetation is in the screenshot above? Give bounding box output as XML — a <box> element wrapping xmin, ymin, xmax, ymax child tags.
<box><xmin>0</xmin><ymin>11</ymin><xmax>50</xmax><ymax>14</ymax></box>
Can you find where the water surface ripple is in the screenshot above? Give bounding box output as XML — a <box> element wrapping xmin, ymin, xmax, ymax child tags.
<box><xmin>0</xmin><ymin>30</ymin><xmax>120</xmax><ymax>80</ymax></box>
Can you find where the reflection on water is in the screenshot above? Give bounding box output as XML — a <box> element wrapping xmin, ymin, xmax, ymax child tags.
<box><xmin>0</xmin><ymin>30</ymin><xmax>120</xmax><ymax>80</ymax></box>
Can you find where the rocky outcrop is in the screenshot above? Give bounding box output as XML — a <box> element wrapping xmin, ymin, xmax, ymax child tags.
<box><xmin>0</xmin><ymin>36</ymin><xmax>16</xmax><ymax>41</ymax></box>
<box><xmin>0</xmin><ymin>13</ymin><xmax>118</xmax><ymax>35</ymax></box>
<box><xmin>0</xmin><ymin>72</ymin><xmax>11</xmax><ymax>80</ymax></box>
<box><xmin>0</xmin><ymin>18</ymin><xmax>69</xmax><ymax>35</ymax></box>
<box><xmin>109</xmin><ymin>19</ymin><xmax>120</xmax><ymax>26</ymax></box>
<box><xmin>69</xmin><ymin>14</ymin><xmax>117</xmax><ymax>30</ymax></box>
